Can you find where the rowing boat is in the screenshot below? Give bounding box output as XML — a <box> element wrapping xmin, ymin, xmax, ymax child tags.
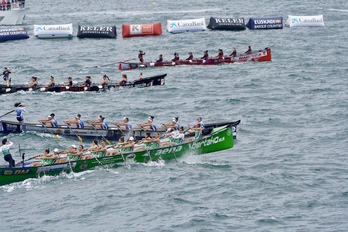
<box><xmin>0</xmin><ymin>74</ymin><xmax>166</xmax><ymax>95</ymax></box>
<box><xmin>118</xmin><ymin>48</ymin><xmax>271</xmax><ymax>70</ymax></box>
<box><xmin>0</xmin><ymin>119</ymin><xmax>240</xmax><ymax>141</ymax></box>
<box><xmin>0</xmin><ymin>124</ymin><xmax>235</xmax><ymax>186</ymax></box>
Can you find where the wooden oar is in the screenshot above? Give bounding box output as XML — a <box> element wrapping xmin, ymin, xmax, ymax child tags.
<box><xmin>0</xmin><ymin>109</ymin><xmax>15</xmax><ymax>119</ymax></box>
<box><xmin>41</xmin><ymin>123</ymin><xmax>59</xmax><ymax>141</ymax></box>
<box><xmin>65</xmin><ymin>124</ymin><xmax>83</xmax><ymax>142</ymax></box>
<box><xmin>88</xmin><ymin>124</ymin><xmax>112</xmax><ymax>145</ymax></box>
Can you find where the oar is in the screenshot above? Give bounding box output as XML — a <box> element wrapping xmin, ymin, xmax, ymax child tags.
<box><xmin>88</xmin><ymin>124</ymin><xmax>112</xmax><ymax>145</ymax></box>
<box><xmin>41</xmin><ymin>123</ymin><xmax>59</xmax><ymax>141</ymax></box>
<box><xmin>0</xmin><ymin>109</ymin><xmax>15</xmax><ymax>119</ymax></box>
<box><xmin>65</xmin><ymin>124</ymin><xmax>83</xmax><ymax>142</ymax></box>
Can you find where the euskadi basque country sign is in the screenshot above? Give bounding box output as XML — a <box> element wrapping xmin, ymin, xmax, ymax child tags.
<box><xmin>207</xmin><ymin>17</ymin><xmax>246</xmax><ymax>30</ymax></box>
<box><xmin>246</xmin><ymin>17</ymin><xmax>283</xmax><ymax>30</ymax></box>
<box><xmin>77</xmin><ymin>26</ymin><xmax>117</xmax><ymax>38</ymax></box>
<box><xmin>0</xmin><ymin>27</ymin><xmax>29</xmax><ymax>42</ymax></box>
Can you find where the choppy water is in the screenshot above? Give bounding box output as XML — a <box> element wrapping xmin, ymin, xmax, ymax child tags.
<box><xmin>1</xmin><ymin>0</ymin><xmax>348</xmax><ymax>231</ymax></box>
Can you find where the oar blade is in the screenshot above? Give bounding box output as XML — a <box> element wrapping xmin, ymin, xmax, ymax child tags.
<box><xmin>106</xmin><ymin>139</ymin><xmax>112</xmax><ymax>145</ymax></box>
<box><xmin>78</xmin><ymin>136</ymin><xmax>83</xmax><ymax>142</ymax></box>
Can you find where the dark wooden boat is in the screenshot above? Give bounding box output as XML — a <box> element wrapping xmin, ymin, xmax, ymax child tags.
<box><xmin>0</xmin><ymin>74</ymin><xmax>166</xmax><ymax>95</ymax></box>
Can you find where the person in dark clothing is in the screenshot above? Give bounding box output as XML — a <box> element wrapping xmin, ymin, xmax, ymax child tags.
<box><xmin>186</xmin><ymin>52</ymin><xmax>194</xmax><ymax>61</ymax></box>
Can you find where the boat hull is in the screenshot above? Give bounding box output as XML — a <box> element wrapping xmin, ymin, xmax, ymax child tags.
<box><xmin>118</xmin><ymin>48</ymin><xmax>271</xmax><ymax>70</ymax></box>
<box><xmin>0</xmin><ymin>125</ymin><xmax>235</xmax><ymax>186</ymax></box>
<box><xmin>0</xmin><ymin>119</ymin><xmax>240</xmax><ymax>141</ymax></box>
<box><xmin>0</xmin><ymin>74</ymin><xmax>166</xmax><ymax>95</ymax></box>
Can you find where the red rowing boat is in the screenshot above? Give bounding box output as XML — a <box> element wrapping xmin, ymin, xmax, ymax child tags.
<box><xmin>118</xmin><ymin>47</ymin><xmax>271</xmax><ymax>70</ymax></box>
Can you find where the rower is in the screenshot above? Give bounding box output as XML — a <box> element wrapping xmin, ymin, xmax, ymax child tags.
<box><xmin>38</xmin><ymin>113</ymin><xmax>58</xmax><ymax>127</ymax></box>
<box><xmin>107</xmin><ymin>137</ymin><xmax>135</xmax><ymax>156</ymax></box>
<box><xmin>156</xmin><ymin>54</ymin><xmax>163</xmax><ymax>63</ymax></box>
<box><xmin>117</xmin><ymin>74</ymin><xmax>128</xmax><ymax>86</ymax></box>
<box><xmin>64</xmin><ymin>76</ymin><xmax>73</xmax><ymax>87</ymax></box>
<box><xmin>44</xmin><ymin>76</ymin><xmax>55</xmax><ymax>87</ymax></box>
<box><xmin>138</xmin><ymin>73</ymin><xmax>143</xmax><ymax>80</ymax></box>
<box><xmin>80</xmin><ymin>76</ymin><xmax>92</xmax><ymax>87</ymax></box>
<box><xmin>245</xmin><ymin>45</ymin><xmax>252</xmax><ymax>54</ymax></box>
<box><xmin>200</xmin><ymin>50</ymin><xmax>209</xmax><ymax>60</ymax></box>
<box><xmin>214</xmin><ymin>49</ymin><xmax>224</xmax><ymax>59</ymax></box>
<box><xmin>63</xmin><ymin>113</ymin><xmax>84</xmax><ymax>129</ymax></box>
<box><xmin>229</xmin><ymin>48</ymin><xmax>237</xmax><ymax>57</ymax></box>
<box><xmin>161</xmin><ymin>127</ymin><xmax>185</xmax><ymax>147</ymax></box>
<box><xmin>138</xmin><ymin>50</ymin><xmax>145</xmax><ymax>64</ymax></box>
<box><xmin>137</xmin><ymin>116</ymin><xmax>157</xmax><ymax>131</ymax></box>
<box><xmin>172</xmin><ymin>53</ymin><xmax>180</xmax><ymax>62</ymax></box>
<box><xmin>106</xmin><ymin>137</ymin><xmax>127</xmax><ymax>156</ymax></box>
<box><xmin>29</xmin><ymin>148</ymin><xmax>59</xmax><ymax>167</ymax></box>
<box><xmin>185</xmin><ymin>52</ymin><xmax>194</xmax><ymax>61</ymax></box>
<box><xmin>99</xmin><ymin>75</ymin><xmax>110</xmax><ymax>87</ymax></box>
<box><xmin>55</xmin><ymin>145</ymin><xmax>81</xmax><ymax>163</ymax></box>
<box><xmin>28</xmin><ymin>76</ymin><xmax>38</xmax><ymax>88</ymax></box>
<box><xmin>113</xmin><ymin>117</ymin><xmax>132</xmax><ymax>130</ymax></box>
<box><xmin>88</xmin><ymin>115</ymin><xmax>108</xmax><ymax>129</ymax></box>
<box><xmin>162</xmin><ymin>117</ymin><xmax>180</xmax><ymax>132</ymax></box>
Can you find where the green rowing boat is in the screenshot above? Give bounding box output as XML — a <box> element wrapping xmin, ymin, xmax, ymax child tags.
<box><xmin>0</xmin><ymin>125</ymin><xmax>234</xmax><ymax>186</ymax></box>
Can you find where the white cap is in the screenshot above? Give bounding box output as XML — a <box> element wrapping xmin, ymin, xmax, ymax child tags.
<box><xmin>54</xmin><ymin>148</ymin><xmax>59</xmax><ymax>152</ymax></box>
<box><xmin>48</xmin><ymin>115</ymin><xmax>52</xmax><ymax>118</ymax></box>
<box><xmin>129</xmin><ymin>136</ymin><xmax>134</xmax><ymax>140</ymax></box>
<box><xmin>71</xmin><ymin>144</ymin><xmax>77</xmax><ymax>149</ymax></box>
<box><xmin>172</xmin><ymin>118</ymin><xmax>176</xmax><ymax>122</ymax></box>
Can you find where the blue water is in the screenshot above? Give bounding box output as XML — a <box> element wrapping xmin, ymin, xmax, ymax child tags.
<box><xmin>1</xmin><ymin>0</ymin><xmax>348</xmax><ymax>231</ymax></box>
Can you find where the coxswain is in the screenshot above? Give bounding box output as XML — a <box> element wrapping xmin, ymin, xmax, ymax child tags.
<box><xmin>138</xmin><ymin>50</ymin><xmax>145</xmax><ymax>64</ymax></box>
<box><xmin>14</xmin><ymin>102</ymin><xmax>25</xmax><ymax>126</ymax></box>
<box><xmin>1</xmin><ymin>67</ymin><xmax>12</xmax><ymax>86</ymax></box>
<box><xmin>200</xmin><ymin>50</ymin><xmax>209</xmax><ymax>60</ymax></box>
<box><xmin>0</xmin><ymin>138</ymin><xmax>15</xmax><ymax>167</ymax></box>
<box><xmin>156</xmin><ymin>54</ymin><xmax>163</xmax><ymax>63</ymax></box>
<box><xmin>39</xmin><ymin>113</ymin><xmax>58</xmax><ymax>127</ymax></box>
<box><xmin>229</xmin><ymin>48</ymin><xmax>237</xmax><ymax>57</ymax></box>
<box><xmin>80</xmin><ymin>76</ymin><xmax>92</xmax><ymax>87</ymax></box>
<box><xmin>185</xmin><ymin>52</ymin><xmax>194</xmax><ymax>61</ymax></box>
<box><xmin>245</xmin><ymin>45</ymin><xmax>252</xmax><ymax>54</ymax></box>
<box><xmin>28</xmin><ymin>76</ymin><xmax>38</xmax><ymax>88</ymax></box>
<box><xmin>172</xmin><ymin>53</ymin><xmax>180</xmax><ymax>62</ymax></box>
<box><xmin>117</xmin><ymin>74</ymin><xmax>128</xmax><ymax>85</ymax></box>
<box><xmin>214</xmin><ymin>49</ymin><xmax>224</xmax><ymax>59</ymax></box>
<box><xmin>44</xmin><ymin>76</ymin><xmax>55</xmax><ymax>87</ymax></box>
<box><xmin>88</xmin><ymin>115</ymin><xmax>109</xmax><ymax>130</ymax></box>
